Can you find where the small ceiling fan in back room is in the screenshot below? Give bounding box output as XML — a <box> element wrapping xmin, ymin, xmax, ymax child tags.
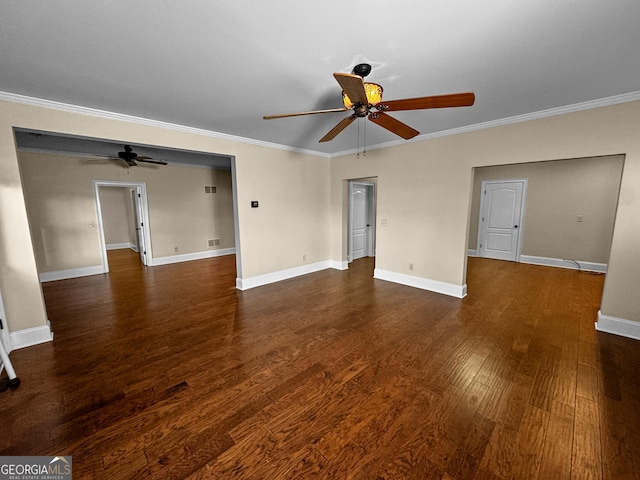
<box><xmin>263</xmin><ymin>63</ymin><xmax>475</xmax><ymax>143</ymax></box>
<box><xmin>94</xmin><ymin>145</ymin><xmax>168</xmax><ymax>167</ymax></box>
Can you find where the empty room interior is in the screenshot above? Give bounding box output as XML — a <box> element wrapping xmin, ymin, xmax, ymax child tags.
<box><xmin>1</xmin><ymin>2</ymin><xmax>640</xmax><ymax>479</ymax></box>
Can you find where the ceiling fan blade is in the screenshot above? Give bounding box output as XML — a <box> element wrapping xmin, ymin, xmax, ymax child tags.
<box><xmin>368</xmin><ymin>112</ymin><xmax>419</xmax><ymax>140</ymax></box>
<box><xmin>377</xmin><ymin>92</ymin><xmax>475</xmax><ymax>111</ymax></box>
<box><xmin>263</xmin><ymin>107</ymin><xmax>348</xmax><ymax>120</ymax></box>
<box><xmin>319</xmin><ymin>115</ymin><xmax>357</xmax><ymax>142</ymax></box>
<box><xmin>137</xmin><ymin>158</ymin><xmax>168</xmax><ymax>165</ymax></box>
<box><xmin>333</xmin><ymin>73</ymin><xmax>368</xmax><ymax>105</ymax></box>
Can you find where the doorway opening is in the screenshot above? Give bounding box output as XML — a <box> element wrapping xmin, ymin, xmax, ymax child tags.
<box><xmin>94</xmin><ymin>181</ymin><xmax>152</xmax><ymax>272</ymax></box>
<box><xmin>348</xmin><ymin>179</ymin><xmax>377</xmax><ymax>264</ymax></box>
<box><xmin>468</xmin><ymin>155</ymin><xmax>624</xmax><ymax>273</ymax></box>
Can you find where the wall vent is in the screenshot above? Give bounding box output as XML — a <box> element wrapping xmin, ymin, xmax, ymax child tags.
<box><xmin>204</xmin><ymin>186</ymin><xmax>217</xmax><ymax>194</ymax></box>
<box><xmin>208</xmin><ymin>238</ymin><xmax>221</xmax><ymax>247</ymax></box>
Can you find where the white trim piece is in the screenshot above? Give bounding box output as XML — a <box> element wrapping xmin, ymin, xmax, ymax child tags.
<box><xmin>3</xmin><ymin>90</ymin><xmax>639</xmax><ymax>160</ymax></box>
<box><xmin>237</xmin><ymin>261</ymin><xmax>331</xmax><ymax>291</ymax></box>
<box><xmin>467</xmin><ymin>249</ymin><xmax>478</xmax><ymax>257</ymax></box>
<box><xmin>153</xmin><ymin>248</ymin><xmax>236</xmax><ymax>266</ymax></box>
<box><xmin>330</xmin><ymin>260</ymin><xmax>349</xmax><ymax>270</ymax></box>
<box><xmin>0</xmin><ymin>91</ymin><xmax>330</xmax><ymax>158</ymax></box>
<box><xmin>520</xmin><ymin>255</ymin><xmax>607</xmax><ymax>273</ymax></box>
<box><xmin>331</xmin><ymin>90</ymin><xmax>640</xmax><ymax>157</ymax></box>
<box><xmin>373</xmin><ymin>268</ymin><xmax>467</xmax><ymax>299</ymax></box>
<box><xmin>106</xmin><ymin>242</ymin><xmax>135</xmax><ymax>251</ymax></box>
<box><xmin>40</xmin><ymin>265</ymin><xmax>105</xmax><ymax>282</ymax></box>
<box><xmin>9</xmin><ymin>322</ymin><xmax>54</xmax><ymax>351</ymax></box>
<box><xmin>596</xmin><ymin>311</ymin><xmax>640</xmax><ymax>341</ymax></box>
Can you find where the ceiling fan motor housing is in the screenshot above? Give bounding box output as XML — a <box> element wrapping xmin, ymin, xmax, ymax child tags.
<box><xmin>355</xmin><ymin>105</ymin><xmax>369</xmax><ymax>117</ymax></box>
<box><xmin>352</xmin><ymin>63</ymin><xmax>372</xmax><ymax>78</ymax></box>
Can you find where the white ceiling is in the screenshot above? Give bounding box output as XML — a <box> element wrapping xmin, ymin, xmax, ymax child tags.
<box><xmin>2</xmin><ymin>1</ymin><xmax>640</xmax><ymax>157</ymax></box>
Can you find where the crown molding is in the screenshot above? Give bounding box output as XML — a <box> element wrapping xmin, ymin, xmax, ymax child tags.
<box><xmin>3</xmin><ymin>89</ymin><xmax>639</xmax><ymax>160</ymax></box>
<box><xmin>0</xmin><ymin>91</ymin><xmax>331</xmax><ymax>158</ymax></box>
<box><xmin>331</xmin><ymin>90</ymin><xmax>640</xmax><ymax>158</ymax></box>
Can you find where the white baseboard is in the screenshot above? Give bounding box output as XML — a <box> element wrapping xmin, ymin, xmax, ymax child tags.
<box><xmin>152</xmin><ymin>247</ymin><xmax>236</xmax><ymax>266</ymax></box>
<box><xmin>237</xmin><ymin>261</ymin><xmax>331</xmax><ymax>291</ymax></box>
<box><xmin>106</xmin><ymin>242</ymin><xmax>136</xmax><ymax>251</ymax></box>
<box><xmin>596</xmin><ymin>311</ymin><xmax>640</xmax><ymax>341</ymax></box>
<box><xmin>373</xmin><ymin>268</ymin><xmax>467</xmax><ymax>298</ymax></box>
<box><xmin>40</xmin><ymin>265</ymin><xmax>106</xmax><ymax>282</ymax></box>
<box><xmin>469</xmin><ymin>251</ymin><xmax>607</xmax><ymax>273</ymax></box>
<box><xmin>520</xmin><ymin>255</ymin><xmax>607</xmax><ymax>273</ymax></box>
<box><xmin>9</xmin><ymin>322</ymin><xmax>54</xmax><ymax>351</ymax></box>
<box><xmin>38</xmin><ymin>249</ymin><xmax>236</xmax><ymax>281</ymax></box>
<box><xmin>330</xmin><ymin>259</ymin><xmax>349</xmax><ymax>271</ymax></box>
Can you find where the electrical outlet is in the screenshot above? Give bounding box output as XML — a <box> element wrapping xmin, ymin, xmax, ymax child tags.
<box><xmin>174</xmin><ymin>246</ymin><xmax>179</xmax><ymax>252</ymax></box>
<box><xmin>409</xmin><ymin>263</ymin><xmax>414</xmax><ymax>271</ymax></box>
<box><xmin>577</xmin><ymin>214</ymin><xmax>584</xmax><ymax>222</ymax></box>
<box><xmin>303</xmin><ymin>254</ymin><xmax>306</xmax><ymax>262</ymax></box>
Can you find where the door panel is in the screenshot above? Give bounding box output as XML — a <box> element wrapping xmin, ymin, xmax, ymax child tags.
<box><xmin>478</xmin><ymin>181</ymin><xmax>525</xmax><ymax>261</ymax></box>
<box><xmin>351</xmin><ymin>185</ymin><xmax>367</xmax><ymax>260</ymax></box>
<box><xmin>133</xmin><ymin>187</ymin><xmax>147</xmax><ymax>265</ymax></box>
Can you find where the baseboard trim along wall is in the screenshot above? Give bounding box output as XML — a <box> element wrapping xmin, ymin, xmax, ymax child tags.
<box><xmin>152</xmin><ymin>247</ymin><xmax>236</xmax><ymax>266</ymax></box>
<box><xmin>39</xmin><ymin>248</ymin><xmax>237</xmax><ymax>281</ymax></box>
<box><xmin>237</xmin><ymin>261</ymin><xmax>331</xmax><ymax>291</ymax></box>
<box><xmin>9</xmin><ymin>322</ymin><xmax>54</xmax><ymax>352</ymax></box>
<box><xmin>596</xmin><ymin>311</ymin><xmax>640</xmax><ymax>341</ymax></box>
<box><xmin>40</xmin><ymin>265</ymin><xmax>106</xmax><ymax>282</ymax></box>
<box><xmin>106</xmin><ymin>243</ymin><xmax>137</xmax><ymax>251</ymax></box>
<box><xmin>330</xmin><ymin>259</ymin><xmax>349</xmax><ymax>271</ymax></box>
<box><xmin>374</xmin><ymin>268</ymin><xmax>467</xmax><ymax>299</ymax></box>
<box><xmin>467</xmin><ymin>251</ymin><xmax>607</xmax><ymax>273</ymax></box>
<box><xmin>519</xmin><ymin>255</ymin><xmax>607</xmax><ymax>273</ymax></box>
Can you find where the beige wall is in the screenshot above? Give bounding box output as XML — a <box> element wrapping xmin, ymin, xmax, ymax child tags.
<box><xmin>18</xmin><ymin>151</ymin><xmax>237</xmax><ymax>272</ymax></box>
<box><xmin>468</xmin><ymin>155</ymin><xmax>624</xmax><ymax>263</ymax></box>
<box><xmin>232</xmin><ymin>145</ymin><xmax>330</xmax><ymax>278</ymax></box>
<box><xmin>2</xmin><ymin>97</ymin><xmax>640</xmax><ymax>338</ymax></box>
<box><xmin>330</xmin><ymin>101</ymin><xmax>640</xmax><ymax>324</ymax></box>
<box><xmin>1</xmin><ymin>99</ymin><xmax>329</xmax><ymax>333</ymax></box>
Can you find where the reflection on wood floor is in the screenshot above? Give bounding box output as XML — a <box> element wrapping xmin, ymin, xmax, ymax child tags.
<box><xmin>2</xmin><ymin>249</ymin><xmax>639</xmax><ymax>479</ymax></box>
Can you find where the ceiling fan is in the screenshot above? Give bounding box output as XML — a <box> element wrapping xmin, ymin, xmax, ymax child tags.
<box><xmin>264</xmin><ymin>63</ymin><xmax>475</xmax><ymax>142</ymax></box>
<box><xmin>97</xmin><ymin>145</ymin><xmax>168</xmax><ymax>167</ymax></box>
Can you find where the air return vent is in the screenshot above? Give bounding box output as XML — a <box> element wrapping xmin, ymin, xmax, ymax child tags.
<box><xmin>208</xmin><ymin>238</ymin><xmax>221</xmax><ymax>247</ymax></box>
<box><xmin>204</xmin><ymin>186</ymin><xmax>217</xmax><ymax>194</ymax></box>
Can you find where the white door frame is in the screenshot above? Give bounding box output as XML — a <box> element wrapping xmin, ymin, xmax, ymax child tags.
<box><xmin>348</xmin><ymin>181</ymin><xmax>376</xmax><ymax>263</ymax></box>
<box><xmin>94</xmin><ymin>180</ymin><xmax>153</xmax><ymax>272</ymax></box>
<box><xmin>0</xmin><ymin>290</ymin><xmax>10</xmax><ymax>353</ymax></box>
<box><xmin>476</xmin><ymin>178</ymin><xmax>527</xmax><ymax>262</ymax></box>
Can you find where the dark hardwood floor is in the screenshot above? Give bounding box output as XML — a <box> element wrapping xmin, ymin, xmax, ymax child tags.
<box><xmin>2</xmin><ymin>250</ymin><xmax>639</xmax><ymax>479</ymax></box>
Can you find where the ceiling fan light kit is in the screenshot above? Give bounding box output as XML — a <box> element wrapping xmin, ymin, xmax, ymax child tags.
<box><xmin>342</xmin><ymin>82</ymin><xmax>383</xmax><ymax>109</ymax></box>
<box><xmin>263</xmin><ymin>63</ymin><xmax>475</xmax><ymax>144</ymax></box>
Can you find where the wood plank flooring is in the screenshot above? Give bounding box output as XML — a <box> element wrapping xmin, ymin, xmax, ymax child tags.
<box><xmin>2</xmin><ymin>250</ymin><xmax>640</xmax><ymax>479</ymax></box>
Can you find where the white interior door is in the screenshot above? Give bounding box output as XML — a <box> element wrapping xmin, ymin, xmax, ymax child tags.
<box><xmin>477</xmin><ymin>180</ymin><xmax>526</xmax><ymax>261</ymax></box>
<box><xmin>133</xmin><ymin>186</ymin><xmax>148</xmax><ymax>265</ymax></box>
<box><xmin>350</xmin><ymin>184</ymin><xmax>368</xmax><ymax>261</ymax></box>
